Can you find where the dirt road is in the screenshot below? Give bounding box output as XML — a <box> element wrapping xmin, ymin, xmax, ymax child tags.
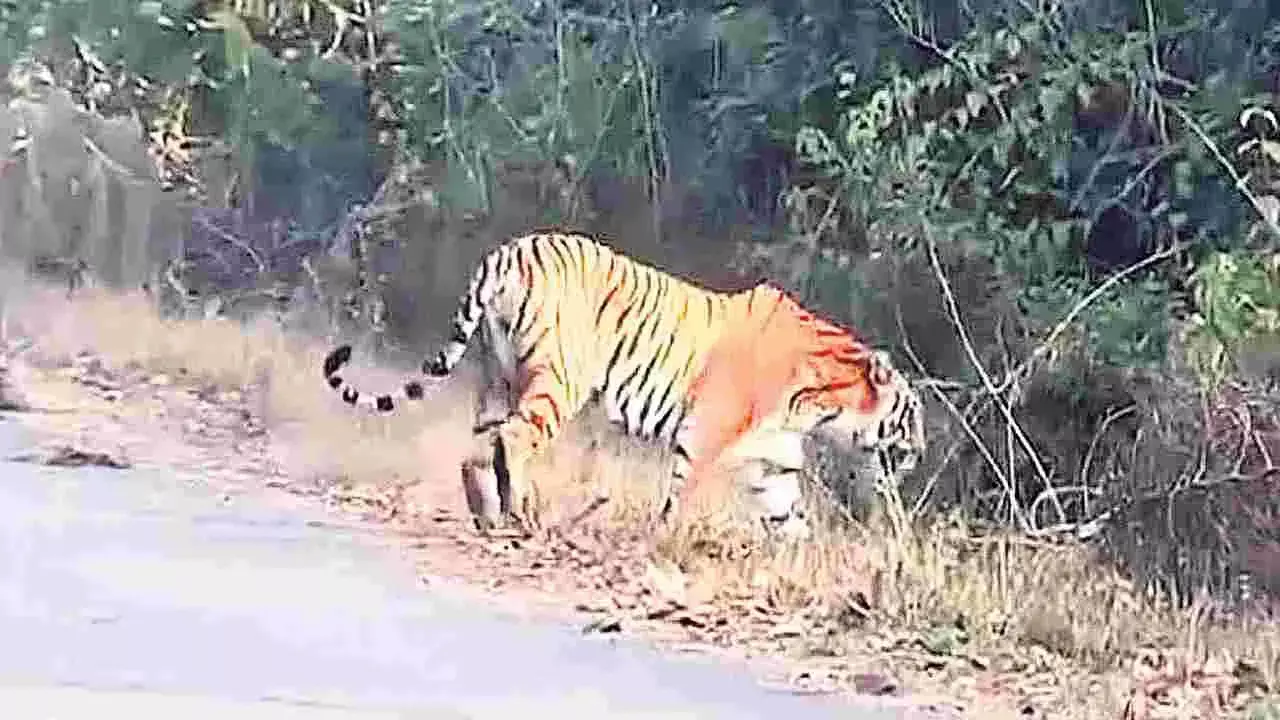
<box><xmin>0</xmin><ymin>414</ymin><xmax>923</xmax><ymax>719</ymax></box>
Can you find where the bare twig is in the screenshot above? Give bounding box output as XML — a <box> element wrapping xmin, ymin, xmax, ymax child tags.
<box><xmin>1069</xmin><ymin>100</ymin><xmax>1136</xmax><ymax>214</ymax></box>
<box><xmin>1027</xmin><ymin>485</ymin><xmax>1102</xmax><ymax>533</ymax></box>
<box><xmin>192</xmin><ymin>212</ymin><xmax>266</xmax><ymax>274</ymax></box>
<box><xmin>924</xmin><ymin>231</ymin><xmax>1064</xmax><ymax>526</ymax></box>
<box><xmin>556</xmin><ymin>494</ymin><xmax>611</xmax><ymax>535</ymax></box>
<box><xmin>896</xmin><ymin>305</ymin><xmax>1032</xmax><ymax>531</ymax></box>
<box><xmin>1163</xmin><ymin>99</ymin><xmax>1280</xmax><ymax>242</ymax></box>
<box><xmin>1079</xmin><ymin>404</ymin><xmax>1138</xmax><ymax>518</ymax></box>
<box><xmin>623</xmin><ymin>0</ymin><xmax>667</xmax><ymax>243</ymax></box>
<box><xmin>81</xmin><ymin>136</ymin><xmax>150</xmax><ymax>186</ymax></box>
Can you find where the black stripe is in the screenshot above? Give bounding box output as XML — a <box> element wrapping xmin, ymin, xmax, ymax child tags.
<box><xmin>545</xmin><ymin>237</ymin><xmax>570</xmax><ymax>280</ymax></box>
<box><xmin>643</xmin><ymin>277</ymin><xmax>670</xmax><ymax>341</ymax></box>
<box><xmin>529</xmin><ymin>242</ymin><xmax>545</xmax><ymax>278</ymax></box>
<box><xmin>513</xmin><ymin>286</ymin><xmax>535</xmax><ymax>336</ymax></box>
<box><xmin>547</xmin><ymin>234</ymin><xmax>573</xmax><ymax>276</ymax></box>
<box><xmin>637</xmin><ymin>270</ymin><xmax>664</xmax><ymax>324</ymax></box>
<box><xmin>517</xmin><ymin>326</ymin><xmax>550</xmax><ymax>365</ymax></box>
<box><xmin>601</xmin><ymin>331</ymin><xmax>631</xmax><ymax>387</ymax></box>
<box><xmin>652</xmin><ymin>400</ymin><xmax>679</xmax><ymax>440</ymax></box>
<box><xmin>323</xmin><ymin>345</ymin><xmax>352</xmax><ymax>377</ymax></box>
<box><xmin>652</xmin><ymin>327</ymin><xmax>679</xmax><ymax>366</ymax></box>
<box><xmin>646</xmin><ymin>378</ymin><xmax>679</xmax><ymax>432</ymax></box>
<box><xmin>497</xmin><ymin>245</ymin><xmax>515</xmax><ymax>278</ymax></box>
<box><xmin>472</xmin><ymin>253</ymin><xmax>492</xmax><ymax>306</ymax></box>
<box><xmin>631</xmin><ymin>352</ymin><xmax>664</xmax><ymax>406</ymax></box>
<box><xmin>635</xmin><ymin>382</ymin><xmax>666</xmax><ymax>436</ymax></box>
<box><xmin>594</xmin><ymin>286</ymin><xmax>620</xmax><ymax>329</ymax></box>
<box><xmin>618</xmin><ymin>321</ymin><xmax>647</xmax><ymax>370</ymax></box>
<box><xmin>546</xmin><ymin>349</ymin><xmax>567</xmax><ymax>389</ymax></box>
<box><xmin>616</xmin><ymin>358</ymin><xmax>646</xmax><ymax>401</ymax></box>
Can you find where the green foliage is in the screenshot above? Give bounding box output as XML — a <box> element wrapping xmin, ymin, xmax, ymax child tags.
<box><xmin>1185</xmin><ymin>251</ymin><xmax>1280</xmax><ymax>388</ymax></box>
<box><xmin>4</xmin><ymin>0</ymin><xmax>1278</xmax><ymax>364</ymax></box>
<box><xmin>1179</xmin><ymin>102</ymin><xmax>1280</xmax><ymax>388</ymax></box>
<box><xmin>789</xmin><ymin>5</ymin><xmax>1278</xmax><ymax>368</ymax></box>
<box><xmin>1</xmin><ymin>0</ymin><xmax>373</xmax><ymax>223</ymax></box>
<box><xmin>384</xmin><ymin>0</ymin><xmax>655</xmax><ymax>215</ymax></box>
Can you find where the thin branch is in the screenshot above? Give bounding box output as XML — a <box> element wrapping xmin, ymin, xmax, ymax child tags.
<box><xmin>896</xmin><ymin>302</ymin><xmax>1032</xmax><ymax>531</ymax></box>
<box><xmin>924</xmin><ymin>231</ymin><xmax>1065</xmax><ymax>526</ymax></box>
<box><xmin>1079</xmin><ymin>403</ymin><xmax>1138</xmax><ymax>517</ymax></box>
<box><xmin>192</xmin><ymin>212</ymin><xmax>267</xmax><ymax>274</ymax></box>
<box><xmin>992</xmin><ymin>242</ymin><xmax>1187</xmax><ymax>397</ymax></box>
<box><xmin>1163</xmin><ymin>99</ymin><xmax>1280</xmax><ymax>242</ymax></box>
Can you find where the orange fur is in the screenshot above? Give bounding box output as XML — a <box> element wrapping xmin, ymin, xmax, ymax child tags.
<box><xmin>680</xmin><ymin>286</ymin><xmax>888</xmax><ymax>496</ymax></box>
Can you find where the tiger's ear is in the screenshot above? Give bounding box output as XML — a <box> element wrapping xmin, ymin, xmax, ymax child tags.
<box><xmin>868</xmin><ymin>349</ymin><xmax>894</xmax><ymax>387</ymax></box>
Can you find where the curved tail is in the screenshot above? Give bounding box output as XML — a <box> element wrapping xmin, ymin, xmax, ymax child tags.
<box><xmin>320</xmin><ymin>244</ymin><xmax>505</xmax><ymax>414</ymax></box>
<box><xmin>321</xmin><ymin>344</ymin><xmax>434</xmax><ymax>414</ymax></box>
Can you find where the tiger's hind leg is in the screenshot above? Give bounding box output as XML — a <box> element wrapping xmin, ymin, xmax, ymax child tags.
<box><xmin>460</xmin><ymin>323</ymin><xmax>517</xmax><ymax>533</ymax></box>
<box><xmin>488</xmin><ymin>364</ymin><xmax>584</xmax><ymax>533</ymax></box>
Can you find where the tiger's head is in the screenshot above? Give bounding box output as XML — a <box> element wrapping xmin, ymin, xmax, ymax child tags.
<box><xmin>798</xmin><ymin>348</ymin><xmax>926</xmax><ymax>483</ymax></box>
<box><xmin>859</xmin><ymin>350</ymin><xmax>926</xmax><ymax>480</ymax></box>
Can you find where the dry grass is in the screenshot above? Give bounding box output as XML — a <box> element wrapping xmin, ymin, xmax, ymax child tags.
<box><xmin>4</xmin><ymin>277</ymin><xmax>1278</xmax><ymax>719</ymax></box>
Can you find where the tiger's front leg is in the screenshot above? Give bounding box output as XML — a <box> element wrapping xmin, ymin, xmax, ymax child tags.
<box><xmin>464</xmin><ymin>419</ymin><xmax>543</xmax><ymax>536</ymax></box>
<box><xmin>734</xmin><ymin>462</ymin><xmax>810</xmax><ymax>541</ymax></box>
<box><xmin>659</xmin><ymin>429</ymin><xmax>811</xmax><ymax>541</ymax></box>
<box><xmin>724</xmin><ymin>429</ymin><xmax>811</xmax><ymax>540</ymax></box>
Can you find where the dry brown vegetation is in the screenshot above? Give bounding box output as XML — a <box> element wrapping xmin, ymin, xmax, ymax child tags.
<box><xmin>2</xmin><ymin>272</ymin><xmax>1277</xmax><ymax>720</ymax></box>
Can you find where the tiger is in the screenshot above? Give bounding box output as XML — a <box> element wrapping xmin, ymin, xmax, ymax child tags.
<box><xmin>321</xmin><ymin>231</ymin><xmax>925</xmax><ymax>538</ymax></box>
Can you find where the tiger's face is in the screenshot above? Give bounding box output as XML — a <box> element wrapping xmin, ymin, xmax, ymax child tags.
<box><xmin>808</xmin><ymin>349</ymin><xmax>926</xmax><ymax>482</ymax></box>
<box><xmin>861</xmin><ymin>350</ymin><xmax>925</xmax><ymax>479</ymax></box>
<box><xmin>866</xmin><ymin>377</ymin><xmax>925</xmax><ymax>479</ymax></box>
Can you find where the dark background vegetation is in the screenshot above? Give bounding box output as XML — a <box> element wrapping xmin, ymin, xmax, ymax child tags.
<box><xmin>0</xmin><ymin>0</ymin><xmax>1276</xmax><ymax>611</ymax></box>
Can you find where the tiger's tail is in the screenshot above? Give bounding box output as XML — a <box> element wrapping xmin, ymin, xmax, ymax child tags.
<box><xmin>321</xmin><ymin>244</ymin><xmax>509</xmax><ymax>414</ymax></box>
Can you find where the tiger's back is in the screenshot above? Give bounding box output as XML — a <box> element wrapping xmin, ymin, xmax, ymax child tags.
<box><xmin>441</xmin><ymin>232</ymin><xmax>739</xmax><ymax>443</ymax></box>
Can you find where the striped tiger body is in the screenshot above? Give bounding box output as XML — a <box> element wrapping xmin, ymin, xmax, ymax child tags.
<box><xmin>321</xmin><ymin>232</ymin><xmax>925</xmax><ymax>537</ymax></box>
